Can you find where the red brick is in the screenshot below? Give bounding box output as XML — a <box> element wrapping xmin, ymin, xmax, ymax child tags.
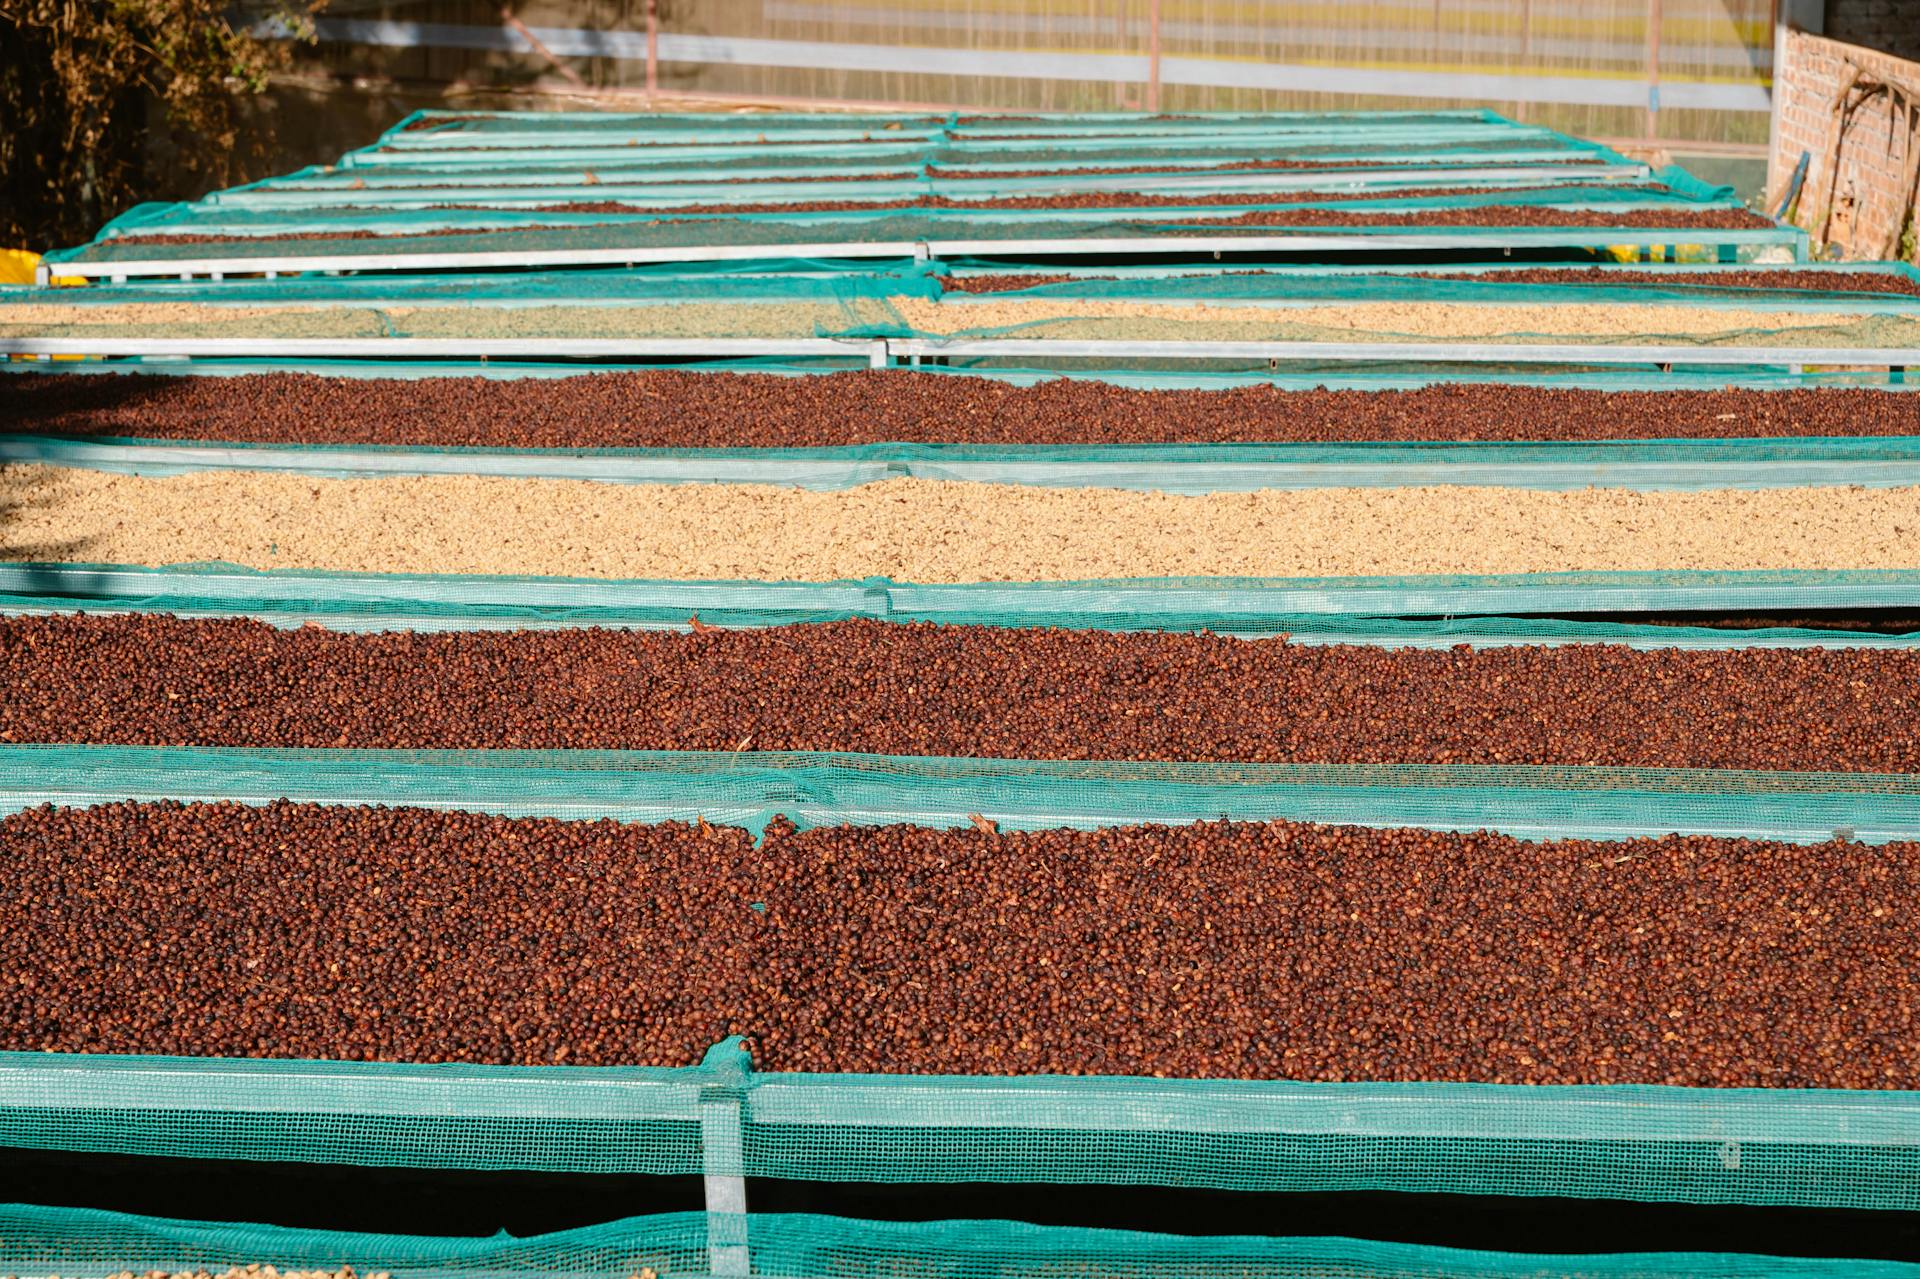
<box><xmin>1768</xmin><ymin>29</ymin><xmax>1920</xmax><ymax>259</ymax></box>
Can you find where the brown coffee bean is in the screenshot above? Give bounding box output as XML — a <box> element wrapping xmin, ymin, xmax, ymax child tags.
<box><xmin>0</xmin><ymin>799</ymin><xmax>758</xmax><ymax>1068</ymax></box>
<box><xmin>948</xmin><ymin>267</ymin><xmax>1920</xmax><ymax>298</ymax></box>
<box><xmin>4</xmin><ymin>800</ymin><xmax>1916</xmax><ymax>1088</ymax></box>
<box><xmin>5</xmin><ymin>371</ymin><xmax>1909</xmax><ymax>449</ymax></box>
<box><xmin>0</xmin><ymin>614</ymin><xmax>1916</xmax><ymax>772</ymax></box>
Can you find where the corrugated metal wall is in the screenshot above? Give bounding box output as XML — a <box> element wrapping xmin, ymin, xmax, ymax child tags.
<box><xmin>299</xmin><ymin>0</ymin><xmax>1776</xmax><ymax>144</ymax></box>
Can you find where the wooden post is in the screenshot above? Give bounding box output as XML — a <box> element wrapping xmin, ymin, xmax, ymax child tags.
<box><xmin>1645</xmin><ymin>0</ymin><xmax>1662</xmax><ymax>138</ymax></box>
<box><xmin>1145</xmin><ymin>0</ymin><xmax>1162</xmax><ymax>112</ymax></box>
<box><xmin>1515</xmin><ymin>0</ymin><xmax>1533</xmax><ymax>121</ymax></box>
<box><xmin>501</xmin><ymin>8</ymin><xmax>586</xmax><ymax>89</ymax></box>
<box><xmin>645</xmin><ymin>0</ymin><xmax>659</xmax><ymax>101</ymax></box>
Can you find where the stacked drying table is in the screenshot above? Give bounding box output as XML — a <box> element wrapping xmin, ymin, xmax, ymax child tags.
<box><xmin>2</xmin><ymin>109</ymin><xmax>1920</xmax><ymax>1279</ymax></box>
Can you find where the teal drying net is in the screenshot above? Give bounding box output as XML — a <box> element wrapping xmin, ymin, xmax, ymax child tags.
<box><xmin>1</xmin><ymin>260</ymin><xmax>945</xmax><ymax>307</ymax></box>
<box><xmin>4</xmin><ymin>355</ymin><xmax>1904</xmax><ymax>391</ymax></box>
<box><xmin>23</xmin><ymin>258</ymin><xmax>1917</xmax><ymax>352</ymax></box>
<box><xmin>3</xmin><ymin>563</ymin><xmax>1919</xmax><ymax>637</ymax></box>
<box><xmin>2</xmin><ymin>748</ymin><xmax>1920</xmax><ymax>1213</ymax></box>
<box><xmin>7</xmin><ymin>1204</ymin><xmax>1918</xmax><ymax>1279</ymax></box>
<box><xmin>3</xmin><ymin>1039</ymin><xmax>1919</xmax><ymax>1211</ymax></box>
<box><xmin>11</xmin><ymin>570</ymin><xmax>1920</xmax><ymax>648</ymax></box>
<box><xmin>52</xmin><ymin>113</ymin><xmax>1708</xmax><ymax>256</ymax></box>
<box><xmin>1</xmin><ymin>745</ymin><xmax>1918</xmax><ymax>845</ymax></box>
<box><xmin>939</xmin><ymin>259</ymin><xmax>1920</xmax><ymax>307</ymax></box>
<box><xmin>11</xmin><ymin>433</ymin><xmax>1920</xmax><ymax>497</ymax></box>
<box><xmin>10</xmin><ymin>253</ymin><xmax>1916</xmax><ymax>371</ymax></box>
<box><xmin>62</xmin><ymin>189</ymin><xmax>1759</xmax><ymax>260</ymax></box>
<box><xmin>29</xmin><ymin>112</ymin><xmax>1807</xmax><ymax>280</ymax></box>
<box><xmin>1</xmin><ymin>747</ymin><xmax>1919</xmax><ymax>1211</ymax></box>
<box><xmin>46</xmin><ymin>164</ymin><xmax>1790</xmax><ymax>270</ymax></box>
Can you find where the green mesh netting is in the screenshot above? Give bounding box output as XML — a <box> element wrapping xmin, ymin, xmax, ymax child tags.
<box><xmin>26</xmin><ymin>259</ymin><xmax>1916</xmax><ymax>351</ymax></box>
<box><xmin>1</xmin><ymin>261</ymin><xmax>945</xmax><ymax>307</ymax></box>
<box><xmin>178</xmin><ymin>109</ymin><xmax>1634</xmax><ymax>206</ymax></box>
<box><xmin>68</xmin><ymin>185</ymin><xmax>1748</xmax><ymax>252</ymax></box>
<box><xmin>381</xmin><ymin>106</ymin><xmax>1507</xmax><ymax>128</ymax></box>
<box><xmin>226</xmin><ymin>114</ymin><xmax>1643</xmax><ymax>205</ymax></box>
<box><xmin>1</xmin><ymin>563</ymin><xmax>1916</xmax><ymax>636</ymax></box>
<box><xmin>7</xmin><ymin>434</ymin><xmax>1920</xmax><ymax>495</ymax></box>
<box><xmin>296</xmin><ymin>143</ymin><xmax>1613</xmax><ymax>181</ymax></box>
<box><xmin>372</xmin><ymin>106</ymin><xmax>1526</xmax><ymax>140</ymax></box>
<box><xmin>37</xmin><ymin>111</ymin><xmax>1803</xmax><ymax>270</ymax></box>
<box><xmin>4</xmin><ymin>1038</ymin><xmax>1919</xmax><ymax>1209</ymax></box>
<box><xmin>15</xmin><ymin>293</ymin><xmax>1909</xmax><ymax>351</ymax></box>
<box><xmin>0</xmin><ymin>260</ymin><xmax>941</xmax><ymax>346</ymax></box>
<box><xmin>4</xmin><ymin>747</ymin><xmax>1920</xmax><ymax>1209</ymax></box>
<box><xmin>208</xmin><ymin>168</ymin><xmax>1665</xmax><ymax>212</ymax></box>
<box><xmin>0</xmin><ymin>745</ymin><xmax>1914</xmax><ymax>843</ymax></box>
<box><xmin>52</xmin><ymin>172</ymin><xmax>1776</xmax><ymax>266</ymax></box>
<box><xmin>7</xmin><ymin>582</ymin><xmax>1909</xmax><ymax>648</ymax></box>
<box><xmin>48</xmin><ymin>230</ymin><xmax>1793</xmax><ymax>275</ymax></box>
<box><xmin>942</xmin><ymin>259</ymin><xmax>1920</xmax><ymax>295</ymax></box>
<box><xmin>14</xmin><ymin>258</ymin><xmax>1913</xmax><ymax>320</ymax></box>
<box><xmin>9</xmin><ymin>1204</ymin><xmax>1917</xmax><ymax>1279</ymax></box>
<box><xmin>344</xmin><ymin>135</ymin><xmax>1607</xmax><ymax>168</ymax></box>
<box><xmin>942</xmin><ymin>262</ymin><xmax>1920</xmax><ymax>307</ymax></box>
<box><xmin>5</xmin><ymin>357</ymin><xmax>1900</xmax><ymax>391</ymax></box>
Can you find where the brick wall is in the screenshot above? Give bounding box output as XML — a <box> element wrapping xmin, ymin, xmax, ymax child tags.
<box><xmin>1766</xmin><ymin>29</ymin><xmax>1920</xmax><ymax>257</ymax></box>
<box><xmin>1825</xmin><ymin>0</ymin><xmax>1920</xmax><ymax>63</ymax></box>
<box><xmin>1767</xmin><ymin>28</ymin><xmax>1920</xmax><ymax>260</ymax></box>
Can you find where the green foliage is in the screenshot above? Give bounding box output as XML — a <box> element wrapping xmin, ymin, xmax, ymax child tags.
<box><xmin>0</xmin><ymin>0</ymin><xmax>318</xmax><ymax>250</ymax></box>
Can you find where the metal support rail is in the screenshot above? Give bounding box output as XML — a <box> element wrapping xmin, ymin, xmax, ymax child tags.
<box><xmin>13</xmin><ymin>436</ymin><xmax>1920</xmax><ymax>494</ymax></box>
<box><xmin>35</xmin><ymin>226</ymin><xmax>1806</xmax><ymax>284</ymax></box>
<box><xmin>4</xmin><ymin>335</ymin><xmax>1907</xmax><ymax>370</ymax></box>
<box><xmin>0</xmin><ymin>337</ymin><xmax>894</xmax><ymax>366</ymax></box>
<box><xmin>36</xmin><ymin>242</ymin><xmax>923</xmax><ymax>285</ymax></box>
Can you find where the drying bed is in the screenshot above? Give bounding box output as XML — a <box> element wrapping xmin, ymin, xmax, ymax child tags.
<box><xmin>0</xmin><ymin>299</ymin><xmax>895</xmax><ymax>342</ymax></box>
<box><xmin>443</xmin><ymin>183</ymin><xmax>1685</xmax><ymax>215</ymax></box>
<box><xmin>702</xmin><ymin>202</ymin><xmax>1774</xmax><ymax>227</ymax></box>
<box><xmin>7</xmin><ymin>615</ymin><xmax>1920</xmax><ymax>772</ymax></box>
<box><xmin>1413</xmin><ymin>266</ymin><xmax>1920</xmax><ymax>296</ymax></box>
<box><xmin>2</xmin><ymin>796</ymin><xmax>1916</xmax><ymax>1087</ymax></box>
<box><xmin>0</xmin><ymin>799</ymin><xmax>752</xmax><ymax>1067</ymax></box>
<box><xmin>97</xmin><ymin>204</ymin><xmax>1774</xmax><ymax>249</ymax></box>
<box><xmin>947</xmin><ymin>267</ymin><xmax>1920</xmax><ymax>298</ymax></box>
<box><xmin>10</xmin><ymin>373</ymin><xmax>1918</xmax><ymax>447</ymax></box>
<box><xmin>264</xmin><ymin>160</ymin><xmax>1625</xmax><ymax>194</ymax></box>
<box><xmin>71</xmin><ymin>205</ymin><xmax>1777</xmax><ymax>261</ymax></box>
<box><xmin>378</xmin><ymin>178</ymin><xmax>1667</xmax><ymax>204</ymax></box>
<box><xmin>880</xmin><ymin>297</ymin><xmax>1916</xmax><ymax>347</ymax></box>
<box><xmin>11</xmin><ymin>297</ymin><xmax>1909</xmax><ymax>347</ymax></box>
<box><xmin>926</xmin><ymin>155</ymin><xmax>1552</xmax><ymax>176</ymax></box>
<box><xmin>3</xmin><ymin>466</ymin><xmax>1916</xmax><ymax>579</ymax></box>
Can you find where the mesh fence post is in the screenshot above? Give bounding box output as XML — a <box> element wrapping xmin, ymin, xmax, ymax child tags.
<box><xmin>697</xmin><ymin>1038</ymin><xmax>751</xmax><ymax>1277</ymax></box>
